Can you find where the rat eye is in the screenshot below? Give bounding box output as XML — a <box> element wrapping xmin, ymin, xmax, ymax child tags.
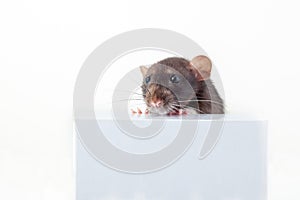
<box><xmin>145</xmin><ymin>76</ymin><xmax>151</xmax><ymax>84</ymax></box>
<box><xmin>170</xmin><ymin>74</ymin><xmax>180</xmax><ymax>83</ymax></box>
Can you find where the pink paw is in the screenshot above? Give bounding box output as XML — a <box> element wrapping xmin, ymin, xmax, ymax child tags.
<box><xmin>131</xmin><ymin>108</ymin><xmax>149</xmax><ymax>115</ymax></box>
<box><xmin>168</xmin><ymin>109</ymin><xmax>187</xmax><ymax>115</ymax></box>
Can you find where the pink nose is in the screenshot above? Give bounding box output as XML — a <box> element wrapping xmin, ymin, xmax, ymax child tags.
<box><xmin>151</xmin><ymin>100</ymin><xmax>162</xmax><ymax>108</ymax></box>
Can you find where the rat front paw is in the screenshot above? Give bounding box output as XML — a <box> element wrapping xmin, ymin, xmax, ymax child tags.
<box><xmin>168</xmin><ymin>109</ymin><xmax>187</xmax><ymax>115</ymax></box>
<box><xmin>131</xmin><ymin>107</ymin><xmax>149</xmax><ymax>115</ymax></box>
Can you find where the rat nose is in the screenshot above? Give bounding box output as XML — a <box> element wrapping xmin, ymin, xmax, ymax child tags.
<box><xmin>150</xmin><ymin>100</ymin><xmax>162</xmax><ymax>108</ymax></box>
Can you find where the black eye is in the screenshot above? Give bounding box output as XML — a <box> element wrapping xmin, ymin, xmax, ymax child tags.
<box><xmin>145</xmin><ymin>76</ymin><xmax>151</xmax><ymax>84</ymax></box>
<box><xmin>170</xmin><ymin>74</ymin><xmax>180</xmax><ymax>83</ymax></box>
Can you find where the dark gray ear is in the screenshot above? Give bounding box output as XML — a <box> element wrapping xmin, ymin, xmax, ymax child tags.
<box><xmin>139</xmin><ymin>66</ymin><xmax>148</xmax><ymax>77</ymax></box>
<box><xmin>190</xmin><ymin>55</ymin><xmax>212</xmax><ymax>80</ymax></box>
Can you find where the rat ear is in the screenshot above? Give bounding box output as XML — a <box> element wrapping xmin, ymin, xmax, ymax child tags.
<box><xmin>190</xmin><ymin>55</ymin><xmax>212</xmax><ymax>80</ymax></box>
<box><xmin>139</xmin><ymin>65</ymin><xmax>148</xmax><ymax>77</ymax></box>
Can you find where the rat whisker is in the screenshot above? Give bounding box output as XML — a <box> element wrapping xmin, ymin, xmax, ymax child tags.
<box><xmin>168</xmin><ymin>104</ymin><xmax>178</xmax><ymax>109</ymax></box>
<box><xmin>167</xmin><ymin>105</ymin><xmax>177</xmax><ymax>113</ymax></box>
<box><xmin>128</xmin><ymin>102</ymin><xmax>148</xmax><ymax>107</ymax></box>
<box><xmin>100</xmin><ymin>99</ymin><xmax>143</xmax><ymax>104</ymax></box>
<box><xmin>120</xmin><ymin>91</ymin><xmax>144</xmax><ymax>96</ymax></box>
<box><xmin>182</xmin><ymin>105</ymin><xmax>206</xmax><ymax>114</ymax></box>
<box><xmin>169</xmin><ymin>103</ymin><xmax>205</xmax><ymax>114</ymax></box>
<box><xmin>168</xmin><ymin>104</ymin><xmax>181</xmax><ymax>112</ymax></box>
<box><xmin>104</xmin><ymin>89</ymin><xmax>144</xmax><ymax>96</ymax></box>
<box><xmin>177</xmin><ymin>99</ymin><xmax>224</xmax><ymax>106</ymax></box>
<box><xmin>127</xmin><ymin>75</ymin><xmax>143</xmax><ymax>85</ymax></box>
<box><xmin>169</xmin><ymin>102</ymin><xmax>183</xmax><ymax>107</ymax></box>
<box><xmin>141</xmin><ymin>85</ymin><xmax>152</xmax><ymax>96</ymax></box>
<box><xmin>125</xmin><ymin>75</ymin><xmax>152</xmax><ymax>96</ymax></box>
<box><xmin>112</xmin><ymin>98</ymin><xmax>144</xmax><ymax>103</ymax></box>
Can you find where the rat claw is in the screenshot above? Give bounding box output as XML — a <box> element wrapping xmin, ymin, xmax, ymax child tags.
<box><xmin>178</xmin><ymin>109</ymin><xmax>184</xmax><ymax>115</ymax></box>
<box><xmin>137</xmin><ymin>107</ymin><xmax>142</xmax><ymax>114</ymax></box>
<box><xmin>145</xmin><ymin>108</ymin><xmax>149</xmax><ymax>114</ymax></box>
<box><xmin>131</xmin><ymin>109</ymin><xmax>137</xmax><ymax>114</ymax></box>
<box><xmin>178</xmin><ymin>109</ymin><xmax>187</xmax><ymax>115</ymax></box>
<box><xmin>168</xmin><ymin>111</ymin><xmax>179</xmax><ymax>115</ymax></box>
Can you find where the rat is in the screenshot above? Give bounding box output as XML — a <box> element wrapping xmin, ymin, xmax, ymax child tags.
<box><xmin>135</xmin><ymin>55</ymin><xmax>224</xmax><ymax>115</ymax></box>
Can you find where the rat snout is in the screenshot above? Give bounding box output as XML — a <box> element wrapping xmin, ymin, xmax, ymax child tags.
<box><xmin>144</xmin><ymin>83</ymin><xmax>174</xmax><ymax>114</ymax></box>
<box><xmin>150</xmin><ymin>99</ymin><xmax>162</xmax><ymax>108</ymax></box>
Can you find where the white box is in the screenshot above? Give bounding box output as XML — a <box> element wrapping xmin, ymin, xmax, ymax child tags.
<box><xmin>75</xmin><ymin>114</ymin><xmax>267</xmax><ymax>200</ymax></box>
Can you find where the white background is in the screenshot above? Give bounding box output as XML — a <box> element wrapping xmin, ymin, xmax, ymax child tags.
<box><xmin>0</xmin><ymin>0</ymin><xmax>300</xmax><ymax>199</ymax></box>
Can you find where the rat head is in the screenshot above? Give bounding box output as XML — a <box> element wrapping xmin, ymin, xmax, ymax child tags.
<box><xmin>140</xmin><ymin>55</ymin><xmax>212</xmax><ymax>114</ymax></box>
